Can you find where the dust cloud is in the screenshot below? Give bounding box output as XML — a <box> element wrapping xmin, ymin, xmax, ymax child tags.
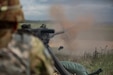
<box><xmin>49</xmin><ymin>5</ymin><xmax>94</xmax><ymax>53</ymax></box>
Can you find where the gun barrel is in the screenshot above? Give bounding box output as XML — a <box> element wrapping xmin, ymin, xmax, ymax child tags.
<box><xmin>50</xmin><ymin>31</ymin><xmax>65</xmax><ymax>38</ymax></box>
<box><xmin>54</xmin><ymin>31</ymin><xmax>65</xmax><ymax>35</ymax></box>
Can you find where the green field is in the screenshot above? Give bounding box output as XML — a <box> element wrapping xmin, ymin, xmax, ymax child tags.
<box><xmin>56</xmin><ymin>50</ymin><xmax>113</xmax><ymax>75</ymax></box>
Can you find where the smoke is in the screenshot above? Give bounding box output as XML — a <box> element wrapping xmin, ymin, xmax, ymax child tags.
<box><xmin>49</xmin><ymin>5</ymin><xmax>94</xmax><ymax>51</ymax></box>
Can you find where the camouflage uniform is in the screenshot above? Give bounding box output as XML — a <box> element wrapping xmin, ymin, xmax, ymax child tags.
<box><xmin>0</xmin><ymin>0</ymin><xmax>54</xmax><ymax>75</ymax></box>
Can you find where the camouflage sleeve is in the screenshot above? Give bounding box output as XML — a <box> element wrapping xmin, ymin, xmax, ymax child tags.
<box><xmin>30</xmin><ymin>36</ymin><xmax>54</xmax><ymax>75</ymax></box>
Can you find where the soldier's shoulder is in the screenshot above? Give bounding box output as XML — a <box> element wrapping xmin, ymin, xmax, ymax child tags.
<box><xmin>30</xmin><ymin>35</ymin><xmax>44</xmax><ymax>48</ymax></box>
<box><xmin>12</xmin><ymin>33</ymin><xmax>44</xmax><ymax>52</ymax></box>
<box><xmin>30</xmin><ymin>35</ymin><xmax>45</xmax><ymax>53</ymax></box>
<box><xmin>13</xmin><ymin>33</ymin><xmax>43</xmax><ymax>45</ymax></box>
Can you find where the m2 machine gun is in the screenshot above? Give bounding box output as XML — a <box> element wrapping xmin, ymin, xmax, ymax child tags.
<box><xmin>18</xmin><ymin>24</ymin><xmax>69</xmax><ymax>75</ymax></box>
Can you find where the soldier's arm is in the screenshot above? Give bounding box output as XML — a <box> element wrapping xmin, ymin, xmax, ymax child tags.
<box><xmin>30</xmin><ymin>36</ymin><xmax>54</xmax><ymax>75</ymax></box>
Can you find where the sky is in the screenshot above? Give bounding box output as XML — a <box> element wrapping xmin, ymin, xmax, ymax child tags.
<box><xmin>20</xmin><ymin>0</ymin><xmax>113</xmax><ymax>23</ymax></box>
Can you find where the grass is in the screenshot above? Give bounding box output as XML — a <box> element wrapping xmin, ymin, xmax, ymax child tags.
<box><xmin>80</xmin><ymin>52</ymin><xmax>113</xmax><ymax>75</ymax></box>
<box><xmin>55</xmin><ymin>49</ymin><xmax>113</xmax><ymax>75</ymax></box>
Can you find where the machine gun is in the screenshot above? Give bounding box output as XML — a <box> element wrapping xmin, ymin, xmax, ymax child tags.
<box><xmin>18</xmin><ymin>24</ymin><xmax>69</xmax><ymax>75</ymax></box>
<box><xmin>18</xmin><ymin>24</ymin><xmax>64</xmax><ymax>44</ymax></box>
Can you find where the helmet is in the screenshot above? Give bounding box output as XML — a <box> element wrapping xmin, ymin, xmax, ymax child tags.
<box><xmin>0</xmin><ymin>0</ymin><xmax>24</xmax><ymax>22</ymax></box>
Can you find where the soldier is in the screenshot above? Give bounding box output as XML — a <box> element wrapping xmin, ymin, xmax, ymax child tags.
<box><xmin>0</xmin><ymin>0</ymin><xmax>54</xmax><ymax>75</ymax></box>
